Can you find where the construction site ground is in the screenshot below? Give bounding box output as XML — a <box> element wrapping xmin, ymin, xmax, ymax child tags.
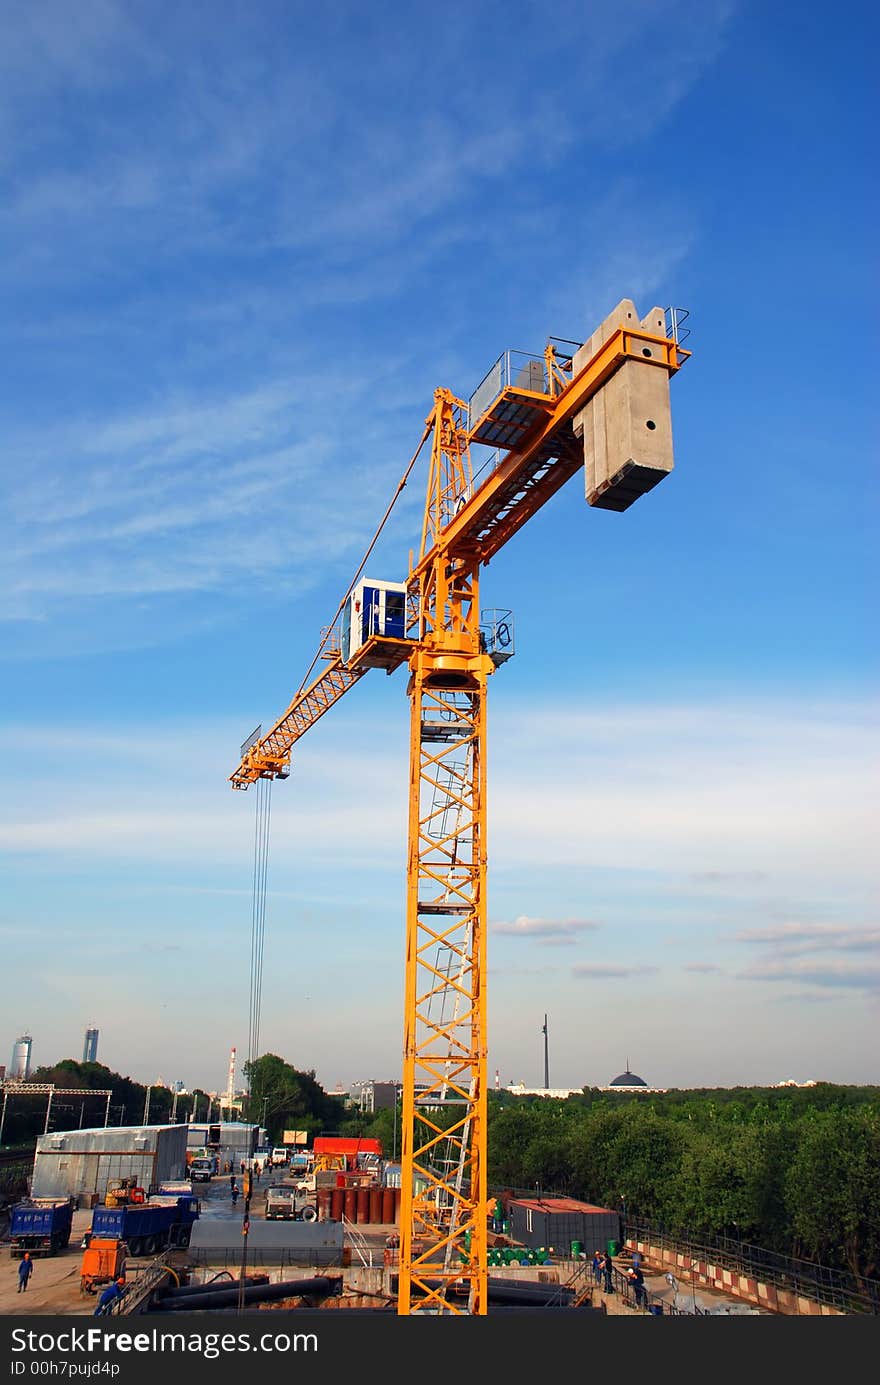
<box><xmin>1</xmin><ymin>1183</ymin><xmax>768</xmax><ymax>1316</ymax></box>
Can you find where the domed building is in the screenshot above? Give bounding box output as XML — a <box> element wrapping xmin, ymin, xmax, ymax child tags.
<box><xmin>598</xmin><ymin>1059</ymin><xmax>659</xmax><ymax>1092</ymax></box>
<box><xmin>608</xmin><ymin>1066</ymin><xmax>647</xmax><ymax>1090</ymax></box>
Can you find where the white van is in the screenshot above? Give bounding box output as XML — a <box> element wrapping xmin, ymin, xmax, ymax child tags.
<box><xmin>271</xmin><ymin>1147</ymin><xmax>289</xmax><ymax>1166</ymax></box>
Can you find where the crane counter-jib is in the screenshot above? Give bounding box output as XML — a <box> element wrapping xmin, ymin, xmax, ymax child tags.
<box><xmin>415</xmin><ymin>316</ymin><xmax>687</xmax><ymax>575</ymax></box>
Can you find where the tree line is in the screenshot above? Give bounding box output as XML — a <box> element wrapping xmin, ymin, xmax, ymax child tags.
<box><xmin>5</xmin><ymin>1056</ymin><xmax>876</xmax><ymax>1279</ymax></box>
<box><xmin>1</xmin><ymin>1060</ymin><xmax>216</xmax><ymax>1147</ymax></box>
<box><xmin>0</xmin><ymin>1054</ymin><xmax>347</xmax><ymax>1152</ymax></box>
<box><xmin>482</xmin><ymin>1085</ymin><xmax>879</xmax><ymax>1280</ymax></box>
<box><xmin>344</xmin><ymin>1083</ymin><xmax>880</xmax><ymax>1281</ymax></box>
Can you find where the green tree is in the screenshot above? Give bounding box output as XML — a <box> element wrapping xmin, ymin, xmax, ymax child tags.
<box><xmin>243</xmin><ymin>1054</ymin><xmax>345</xmax><ymax>1143</ymax></box>
<box><xmin>785</xmin><ymin>1107</ymin><xmax>880</xmax><ymax>1279</ymax></box>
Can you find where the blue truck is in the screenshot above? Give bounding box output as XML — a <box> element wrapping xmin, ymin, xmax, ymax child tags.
<box><xmin>6</xmin><ymin>1200</ymin><xmax>74</xmax><ymax>1257</ymax></box>
<box><xmin>88</xmin><ymin>1195</ymin><xmax>200</xmax><ymax>1257</ymax></box>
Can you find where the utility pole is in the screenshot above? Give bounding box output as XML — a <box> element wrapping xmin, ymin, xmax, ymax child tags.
<box><xmin>237</xmin><ymin>1168</ymin><xmax>253</xmax><ymax>1311</ymax></box>
<box><xmin>542</xmin><ymin>1015</ymin><xmax>549</xmax><ymax>1090</ymax></box>
<box><xmin>226</xmin><ymin>1047</ymin><xmax>236</xmax><ymax>1121</ymax></box>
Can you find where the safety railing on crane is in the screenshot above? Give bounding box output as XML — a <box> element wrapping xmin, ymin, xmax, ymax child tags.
<box><xmin>468</xmin><ymin>349</ymin><xmax>546</xmax><ymax>426</ymax></box>
<box><xmin>479</xmin><ymin>608</ymin><xmax>514</xmax><ymax>666</ymax></box>
<box><xmin>467</xmin><ymin>336</ymin><xmax>579</xmax><ymax>429</ymax></box>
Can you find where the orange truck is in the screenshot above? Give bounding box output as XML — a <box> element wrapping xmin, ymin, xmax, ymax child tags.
<box><xmin>80</xmin><ymin>1238</ymin><xmax>127</xmax><ymax>1295</ymax></box>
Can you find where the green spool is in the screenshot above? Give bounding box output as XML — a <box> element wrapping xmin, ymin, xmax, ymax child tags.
<box><xmin>606</xmin><ymin>1238</ymin><xmax>619</xmax><ymax>1257</ymax></box>
<box><xmin>571</xmin><ymin>1239</ymin><xmax>584</xmax><ymax>1258</ymax></box>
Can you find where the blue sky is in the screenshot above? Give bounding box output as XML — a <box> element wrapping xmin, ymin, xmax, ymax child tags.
<box><xmin>1</xmin><ymin>0</ymin><xmax>876</xmax><ymax>1098</ymax></box>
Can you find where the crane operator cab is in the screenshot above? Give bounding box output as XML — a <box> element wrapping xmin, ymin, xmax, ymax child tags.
<box><xmin>340</xmin><ymin>579</ymin><xmax>412</xmax><ymax>672</ymax></box>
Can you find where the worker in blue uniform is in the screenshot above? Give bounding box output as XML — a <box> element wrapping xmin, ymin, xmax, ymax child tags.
<box><xmin>94</xmin><ymin>1277</ymin><xmax>126</xmax><ymax>1315</ymax></box>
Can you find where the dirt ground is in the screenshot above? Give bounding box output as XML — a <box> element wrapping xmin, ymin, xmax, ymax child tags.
<box><xmin>1</xmin><ymin>1209</ymin><xmax>95</xmax><ymax>1316</ymax></box>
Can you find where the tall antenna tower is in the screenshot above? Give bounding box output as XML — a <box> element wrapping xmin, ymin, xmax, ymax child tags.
<box><xmin>225</xmin><ymin>1046</ymin><xmax>236</xmax><ymax>1117</ymax></box>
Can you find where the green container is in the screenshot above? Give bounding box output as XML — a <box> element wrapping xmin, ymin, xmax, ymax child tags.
<box><xmin>606</xmin><ymin>1238</ymin><xmax>619</xmax><ymax>1257</ymax></box>
<box><xmin>570</xmin><ymin>1239</ymin><xmax>584</xmax><ymax>1258</ymax></box>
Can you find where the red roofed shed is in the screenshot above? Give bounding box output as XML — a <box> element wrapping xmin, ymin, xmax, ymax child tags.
<box><xmin>508</xmin><ymin>1196</ymin><xmax>620</xmax><ymax>1255</ymax></box>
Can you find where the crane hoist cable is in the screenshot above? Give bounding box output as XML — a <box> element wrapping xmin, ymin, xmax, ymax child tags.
<box><xmin>241</xmin><ymin>424</ymin><xmax>432</xmax><ymax>1101</ymax></box>
<box><xmin>247</xmin><ymin>775</ymin><xmax>272</xmax><ymax>1105</ymax></box>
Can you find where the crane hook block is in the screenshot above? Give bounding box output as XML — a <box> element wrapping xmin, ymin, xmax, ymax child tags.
<box><xmin>573</xmin><ymin>300</ymin><xmax>675</xmax><ymax>512</ymax></box>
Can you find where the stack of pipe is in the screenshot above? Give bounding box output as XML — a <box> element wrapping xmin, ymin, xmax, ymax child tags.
<box><xmin>156</xmin><ymin>1274</ymin><xmax>269</xmax><ymax>1304</ymax></box>
<box><xmin>150</xmin><ymin>1275</ymin><xmax>343</xmax><ymax>1312</ymax></box>
<box><xmin>388</xmin><ymin>1274</ymin><xmax>575</xmax><ymax>1308</ymax></box>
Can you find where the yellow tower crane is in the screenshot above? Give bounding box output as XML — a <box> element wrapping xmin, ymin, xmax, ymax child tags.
<box><xmin>230</xmin><ymin>298</ymin><xmax>691</xmax><ymax>1315</ymax></box>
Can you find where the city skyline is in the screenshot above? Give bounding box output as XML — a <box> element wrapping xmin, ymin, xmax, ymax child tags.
<box><xmin>1</xmin><ymin>3</ymin><xmax>875</xmax><ymax>1094</ymax></box>
<box><xmin>0</xmin><ymin>1023</ymin><xmax>844</xmax><ymax>1100</ymax></box>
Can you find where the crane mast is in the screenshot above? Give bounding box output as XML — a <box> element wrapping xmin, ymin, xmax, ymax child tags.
<box><xmin>399</xmin><ymin>389</ymin><xmax>492</xmax><ymax>1313</ymax></box>
<box><xmin>229</xmin><ymin>299</ymin><xmax>690</xmax><ymax>1315</ymax></box>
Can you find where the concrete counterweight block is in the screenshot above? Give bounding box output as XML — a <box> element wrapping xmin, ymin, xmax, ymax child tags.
<box><xmin>572</xmin><ymin>300</ymin><xmax>674</xmax><ymax>512</ymax></box>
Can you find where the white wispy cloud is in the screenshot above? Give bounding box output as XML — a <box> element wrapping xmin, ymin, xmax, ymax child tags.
<box><xmin>728</xmin><ymin>922</ymin><xmax>880</xmax><ymax>996</ymax></box>
<box><xmin>733</xmin><ymin>924</ymin><xmax>880</xmax><ymax>953</ymax></box>
<box><xmin>737</xmin><ymin>959</ymin><xmax>880</xmax><ymax>991</ymax></box>
<box><xmin>1</xmin><ymin>3</ymin><xmax>735</xmax><ymax>255</ymax></box>
<box><xmin>691</xmin><ymin>871</ymin><xmax>769</xmax><ymax>885</ymax></box>
<box><xmin>0</xmin><ymin>2</ymin><xmax>739</xmax><ymax>657</ymax></box>
<box><xmin>0</xmin><ymin>373</ymin><xmax>417</xmax><ymax>627</ymax></box>
<box><xmin>572</xmin><ymin>963</ymin><xmax>660</xmax><ymax>979</ymax></box>
<box><xmin>491</xmin><ymin>916</ymin><xmax>601</xmax><ymax>940</ymax></box>
<box><xmin>488</xmin><ymin>699</ymin><xmax>879</xmax><ymax>884</ymax></box>
<box><xmin>1</xmin><ymin>697</ymin><xmax>875</xmax><ymax>909</ymax></box>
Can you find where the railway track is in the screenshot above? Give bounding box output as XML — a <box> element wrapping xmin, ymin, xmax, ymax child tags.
<box><xmin>0</xmin><ymin>1147</ymin><xmax>35</xmax><ymax>1168</ymax></box>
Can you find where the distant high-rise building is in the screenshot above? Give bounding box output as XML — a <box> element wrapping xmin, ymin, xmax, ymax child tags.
<box><xmin>11</xmin><ymin>1035</ymin><xmax>32</xmax><ymax>1080</ymax></box>
<box><xmin>82</xmin><ymin>1027</ymin><xmax>99</xmax><ymax>1064</ymax></box>
<box><xmin>0</xmin><ymin>1064</ymin><xmax>6</xmax><ymax>1082</ymax></box>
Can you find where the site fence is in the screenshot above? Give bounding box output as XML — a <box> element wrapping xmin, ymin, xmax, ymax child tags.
<box><xmin>626</xmin><ymin>1217</ymin><xmax>880</xmax><ymax>1316</ymax></box>
<box><xmin>489</xmin><ymin>1187</ymin><xmax>878</xmax><ymax>1316</ymax></box>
